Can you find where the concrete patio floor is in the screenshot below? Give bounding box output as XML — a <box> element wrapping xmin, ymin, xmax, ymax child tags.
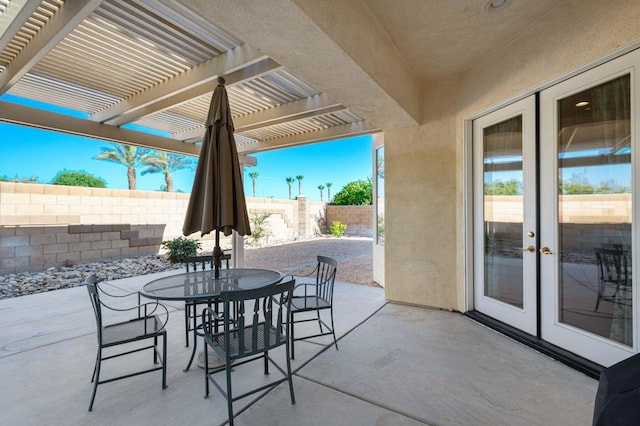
<box><xmin>0</xmin><ymin>269</ymin><xmax>597</xmax><ymax>425</ymax></box>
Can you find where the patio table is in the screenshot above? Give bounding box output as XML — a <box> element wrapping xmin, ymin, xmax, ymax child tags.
<box><xmin>140</xmin><ymin>268</ymin><xmax>283</xmax><ymax>371</ymax></box>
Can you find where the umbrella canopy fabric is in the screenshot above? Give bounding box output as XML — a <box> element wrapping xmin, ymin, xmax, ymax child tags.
<box><xmin>183</xmin><ymin>77</ymin><xmax>251</xmax><ymax>239</ymax></box>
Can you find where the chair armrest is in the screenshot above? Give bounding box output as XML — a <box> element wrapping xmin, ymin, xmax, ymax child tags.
<box><xmin>290</xmin><ymin>265</ymin><xmax>318</xmax><ymax>280</ymax></box>
<box><xmin>100</xmin><ymin>300</ymin><xmax>170</xmax><ymax>331</ymax></box>
<box><xmin>95</xmin><ymin>279</ymin><xmax>140</xmax><ymax>300</ymax></box>
<box><xmin>289</xmin><ymin>280</ymin><xmax>321</xmax><ymax>298</ymax></box>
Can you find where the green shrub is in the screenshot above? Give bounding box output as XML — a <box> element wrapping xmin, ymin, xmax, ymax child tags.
<box><xmin>51</xmin><ymin>169</ymin><xmax>106</xmax><ymax>188</ymax></box>
<box><xmin>161</xmin><ymin>236</ymin><xmax>201</xmax><ymax>263</ymax></box>
<box><xmin>331</xmin><ymin>179</ymin><xmax>373</xmax><ymax>205</ymax></box>
<box><xmin>330</xmin><ymin>221</ymin><xmax>347</xmax><ymax>238</ymax></box>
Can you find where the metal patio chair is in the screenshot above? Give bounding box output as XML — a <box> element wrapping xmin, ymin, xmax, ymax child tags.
<box><xmin>289</xmin><ymin>255</ymin><xmax>338</xmax><ymax>359</ymax></box>
<box><xmin>595</xmin><ymin>248</ymin><xmax>631</xmax><ymax>311</ymax></box>
<box><xmin>85</xmin><ymin>274</ymin><xmax>168</xmax><ymax>412</ymax></box>
<box><xmin>202</xmin><ymin>279</ymin><xmax>296</xmax><ymax>426</ymax></box>
<box><xmin>183</xmin><ymin>253</ymin><xmax>230</xmax><ymax>347</ymax></box>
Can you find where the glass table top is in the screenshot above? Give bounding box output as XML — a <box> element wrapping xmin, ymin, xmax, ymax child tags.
<box><xmin>141</xmin><ymin>268</ymin><xmax>283</xmax><ymax>301</ymax></box>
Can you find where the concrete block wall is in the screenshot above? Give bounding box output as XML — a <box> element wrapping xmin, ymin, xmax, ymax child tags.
<box><xmin>327</xmin><ymin>205</ymin><xmax>373</xmax><ymax>237</ymax></box>
<box><xmin>0</xmin><ymin>183</ymin><xmax>374</xmax><ymax>274</ymax></box>
<box><xmin>485</xmin><ymin>194</ymin><xmax>632</xmax><ymax>224</ymax></box>
<box><xmin>246</xmin><ymin>197</ymin><xmax>297</xmax><ymax>244</ymax></box>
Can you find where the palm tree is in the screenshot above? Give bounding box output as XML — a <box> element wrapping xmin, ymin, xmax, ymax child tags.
<box><xmin>94</xmin><ymin>143</ymin><xmax>146</xmax><ymax>190</ymax></box>
<box><xmin>285</xmin><ymin>177</ymin><xmax>295</xmax><ymax>200</ymax></box>
<box><xmin>318</xmin><ymin>184</ymin><xmax>325</xmax><ymax>202</ymax></box>
<box><xmin>140</xmin><ymin>150</ymin><xmax>192</xmax><ymax>192</ymax></box>
<box><xmin>326</xmin><ymin>182</ymin><xmax>333</xmax><ymax>202</ymax></box>
<box><xmin>249</xmin><ymin>171</ymin><xmax>259</xmax><ymax>197</ymax></box>
<box><xmin>295</xmin><ymin>175</ymin><xmax>304</xmax><ymax>195</ymax></box>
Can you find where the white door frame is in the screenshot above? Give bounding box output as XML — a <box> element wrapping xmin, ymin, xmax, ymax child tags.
<box><xmin>539</xmin><ymin>50</ymin><xmax>640</xmax><ymax>367</ymax></box>
<box><xmin>472</xmin><ymin>95</ymin><xmax>537</xmax><ymax>335</ymax></box>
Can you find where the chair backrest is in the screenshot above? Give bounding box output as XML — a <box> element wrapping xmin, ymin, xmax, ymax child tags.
<box><xmin>183</xmin><ymin>253</ymin><xmax>231</xmax><ymax>272</ymax></box>
<box><xmin>595</xmin><ymin>248</ymin><xmax>630</xmax><ymax>287</ymax></box>
<box><xmin>183</xmin><ymin>255</ymin><xmax>214</xmax><ymax>273</ymax></box>
<box><xmin>218</xmin><ymin>280</ymin><xmax>294</xmax><ymax>359</ymax></box>
<box><xmin>85</xmin><ymin>274</ymin><xmax>104</xmax><ymax>342</ymax></box>
<box><xmin>315</xmin><ymin>256</ymin><xmax>338</xmax><ymax>303</ymax></box>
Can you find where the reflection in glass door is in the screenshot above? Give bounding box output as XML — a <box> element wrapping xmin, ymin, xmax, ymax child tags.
<box><xmin>540</xmin><ymin>52</ymin><xmax>638</xmax><ymax>366</ymax></box>
<box><xmin>473</xmin><ymin>96</ymin><xmax>537</xmax><ymax>335</ymax></box>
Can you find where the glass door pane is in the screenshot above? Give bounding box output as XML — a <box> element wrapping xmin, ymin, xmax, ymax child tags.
<box><xmin>556</xmin><ymin>75</ymin><xmax>632</xmax><ymax>346</ymax></box>
<box><xmin>483</xmin><ymin>116</ymin><xmax>524</xmax><ymax>308</ymax></box>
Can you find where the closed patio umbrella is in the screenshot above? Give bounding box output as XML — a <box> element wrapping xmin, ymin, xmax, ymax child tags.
<box><xmin>183</xmin><ymin>77</ymin><xmax>251</xmax><ymax>278</ymax></box>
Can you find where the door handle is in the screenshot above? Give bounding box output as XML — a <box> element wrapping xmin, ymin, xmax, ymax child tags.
<box><xmin>540</xmin><ymin>247</ymin><xmax>552</xmax><ymax>255</ymax></box>
<box><xmin>521</xmin><ymin>246</ymin><xmax>536</xmax><ymax>253</ymax></box>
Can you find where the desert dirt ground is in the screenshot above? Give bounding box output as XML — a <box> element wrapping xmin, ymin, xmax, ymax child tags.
<box><xmin>243</xmin><ymin>236</ymin><xmax>378</xmax><ymax>287</ymax></box>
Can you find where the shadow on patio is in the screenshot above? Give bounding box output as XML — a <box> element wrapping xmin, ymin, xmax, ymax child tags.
<box><xmin>0</xmin><ymin>270</ymin><xmax>596</xmax><ymax>425</ymax></box>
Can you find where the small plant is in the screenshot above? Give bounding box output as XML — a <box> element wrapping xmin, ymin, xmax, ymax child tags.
<box><xmin>247</xmin><ymin>212</ymin><xmax>272</xmax><ymax>247</ymax></box>
<box><xmin>330</xmin><ymin>221</ymin><xmax>347</xmax><ymax>238</ymax></box>
<box><xmin>161</xmin><ymin>236</ymin><xmax>201</xmax><ymax>263</ymax></box>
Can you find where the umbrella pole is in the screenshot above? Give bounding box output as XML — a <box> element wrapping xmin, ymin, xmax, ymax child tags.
<box><xmin>214</xmin><ymin>230</ymin><xmax>221</xmax><ymax>279</ymax></box>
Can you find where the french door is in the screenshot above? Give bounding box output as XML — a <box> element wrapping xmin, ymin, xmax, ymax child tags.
<box><xmin>473</xmin><ymin>50</ymin><xmax>640</xmax><ymax>366</ymax></box>
<box><xmin>540</xmin><ymin>51</ymin><xmax>638</xmax><ymax>366</ymax></box>
<box><xmin>473</xmin><ymin>96</ymin><xmax>537</xmax><ymax>335</ymax></box>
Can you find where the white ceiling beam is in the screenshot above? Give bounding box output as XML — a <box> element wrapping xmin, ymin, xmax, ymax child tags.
<box><xmin>238</xmin><ymin>154</ymin><xmax>257</xmax><ymax>167</ymax></box>
<box><xmin>235</xmin><ymin>94</ymin><xmax>345</xmax><ymax>132</ymax></box>
<box><xmin>91</xmin><ymin>44</ymin><xmax>268</xmax><ymax>124</ymax></box>
<box><xmin>102</xmin><ymin>58</ymin><xmax>281</xmax><ymax>127</ymax></box>
<box><xmin>173</xmin><ymin>93</ymin><xmax>345</xmax><ymax>141</ymax></box>
<box><xmin>0</xmin><ymin>100</ymin><xmax>200</xmax><ymax>156</ymax></box>
<box><xmin>0</xmin><ymin>0</ymin><xmax>40</xmax><ymax>53</ymax></box>
<box><xmin>0</xmin><ymin>0</ymin><xmax>103</xmax><ymax>96</ymax></box>
<box><xmin>237</xmin><ymin>121</ymin><xmax>378</xmax><ymax>154</ymax></box>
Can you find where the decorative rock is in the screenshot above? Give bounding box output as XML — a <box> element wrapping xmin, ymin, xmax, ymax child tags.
<box><xmin>0</xmin><ymin>255</ymin><xmax>183</xmax><ymax>299</ymax></box>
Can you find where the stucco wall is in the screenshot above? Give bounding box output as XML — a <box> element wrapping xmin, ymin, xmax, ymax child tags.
<box><xmin>386</xmin><ymin>79</ymin><xmax>459</xmax><ymax>308</ymax></box>
<box><xmin>385</xmin><ymin>0</ymin><xmax>640</xmax><ymax>311</ymax></box>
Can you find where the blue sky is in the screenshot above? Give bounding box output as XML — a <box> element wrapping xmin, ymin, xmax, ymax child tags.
<box><xmin>0</xmin><ymin>95</ymin><xmax>372</xmax><ymax>201</ymax></box>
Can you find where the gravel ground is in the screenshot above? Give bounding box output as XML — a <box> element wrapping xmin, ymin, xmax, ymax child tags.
<box><xmin>0</xmin><ymin>237</ymin><xmax>376</xmax><ymax>299</ymax></box>
<box><xmin>244</xmin><ymin>236</ymin><xmax>376</xmax><ymax>286</ymax></box>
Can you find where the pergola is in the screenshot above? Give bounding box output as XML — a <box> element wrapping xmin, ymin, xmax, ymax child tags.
<box><xmin>0</xmin><ymin>0</ymin><xmax>556</xmax><ymax>157</ymax></box>
<box><xmin>0</xmin><ymin>0</ymin><xmax>386</xmax><ymax>158</ymax></box>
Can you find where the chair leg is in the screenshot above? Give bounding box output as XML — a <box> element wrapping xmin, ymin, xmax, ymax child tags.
<box><xmin>88</xmin><ymin>348</ymin><xmax>102</xmax><ymax>411</ymax></box>
<box><xmin>185</xmin><ymin>304</ymin><xmax>190</xmax><ymax>347</ymax></box>
<box><xmin>226</xmin><ymin>358</ymin><xmax>234</xmax><ymax>426</ymax></box>
<box><xmin>595</xmin><ymin>281</ymin><xmax>603</xmax><ymax>311</ymax></box>
<box><xmin>204</xmin><ymin>341</ymin><xmax>210</xmax><ymax>398</ymax></box>
<box><xmin>285</xmin><ymin>340</ymin><xmax>296</xmax><ymax>405</ymax></box>
<box><xmin>264</xmin><ymin>351</ymin><xmax>269</xmax><ymax>374</ymax></box>
<box><xmin>154</xmin><ymin>336</ymin><xmax>159</xmax><ymax>364</ymax></box>
<box><xmin>290</xmin><ymin>313</ymin><xmax>296</xmax><ymax>360</ymax></box>
<box><xmin>162</xmin><ymin>333</ymin><xmax>167</xmax><ymax>389</ymax></box>
<box><xmin>91</xmin><ymin>349</ymin><xmax>100</xmax><ymax>383</ymax></box>
<box><xmin>329</xmin><ymin>307</ymin><xmax>338</xmax><ymax>350</ymax></box>
<box><xmin>316</xmin><ymin>310</ymin><xmax>324</xmax><ymax>333</ymax></box>
<box><xmin>185</xmin><ymin>312</ymin><xmax>199</xmax><ymax>371</ymax></box>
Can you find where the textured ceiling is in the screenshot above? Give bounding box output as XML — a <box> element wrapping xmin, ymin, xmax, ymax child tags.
<box><xmin>364</xmin><ymin>0</ymin><xmax>558</xmax><ymax>82</ymax></box>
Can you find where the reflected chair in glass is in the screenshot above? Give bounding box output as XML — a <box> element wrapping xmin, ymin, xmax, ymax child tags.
<box><xmin>182</xmin><ymin>253</ymin><xmax>230</xmax><ymax>347</ymax></box>
<box><xmin>202</xmin><ymin>280</ymin><xmax>296</xmax><ymax>426</ymax></box>
<box><xmin>594</xmin><ymin>247</ymin><xmax>631</xmax><ymax>311</ymax></box>
<box><xmin>289</xmin><ymin>255</ymin><xmax>338</xmax><ymax>359</ymax></box>
<box><xmin>85</xmin><ymin>274</ymin><xmax>168</xmax><ymax>412</ymax></box>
